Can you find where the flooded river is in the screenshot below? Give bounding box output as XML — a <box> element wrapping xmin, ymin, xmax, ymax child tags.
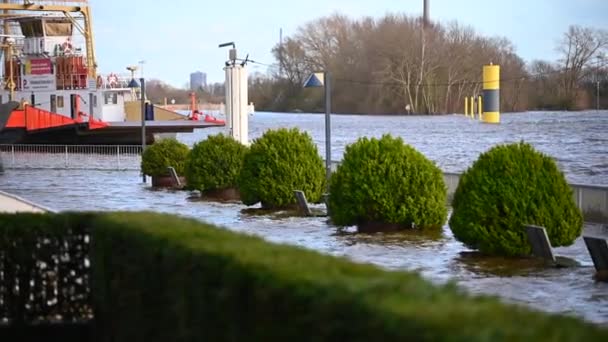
<box><xmin>1</xmin><ymin>111</ymin><xmax>607</xmax><ymax>324</ymax></box>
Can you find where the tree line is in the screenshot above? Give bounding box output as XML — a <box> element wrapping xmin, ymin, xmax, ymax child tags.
<box><xmin>248</xmin><ymin>14</ymin><xmax>608</xmax><ymax>114</ymax></box>
<box><xmin>144</xmin><ymin>79</ymin><xmax>225</xmax><ymax>106</ymax></box>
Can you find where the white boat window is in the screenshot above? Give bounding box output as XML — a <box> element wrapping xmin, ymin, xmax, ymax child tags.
<box><xmin>104</xmin><ymin>93</ymin><xmax>118</xmax><ymax>105</ymax></box>
<box><xmin>57</xmin><ymin>96</ymin><xmax>64</xmax><ymax>108</ymax></box>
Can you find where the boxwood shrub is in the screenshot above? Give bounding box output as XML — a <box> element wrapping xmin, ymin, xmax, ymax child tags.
<box><xmin>449</xmin><ymin>142</ymin><xmax>583</xmax><ymax>256</ymax></box>
<box><xmin>238</xmin><ymin>128</ymin><xmax>325</xmax><ymax>209</ymax></box>
<box><xmin>329</xmin><ymin>134</ymin><xmax>447</xmax><ymax>230</ymax></box>
<box><xmin>185</xmin><ymin>134</ymin><xmax>248</xmax><ymax>192</ymax></box>
<box><xmin>141</xmin><ymin>138</ymin><xmax>189</xmax><ymax>177</ymax></box>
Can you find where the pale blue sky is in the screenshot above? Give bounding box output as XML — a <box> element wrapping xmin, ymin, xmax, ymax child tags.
<box><xmin>91</xmin><ymin>0</ymin><xmax>608</xmax><ymax>87</ymax></box>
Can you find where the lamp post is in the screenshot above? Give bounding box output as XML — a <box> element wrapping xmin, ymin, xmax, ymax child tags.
<box><xmin>140</xmin><ymin>77</ymin><xmax>146</xmax><ymax>183</ymax></box>
<box><xmin>303</xmin><ymin>71</ymin><xmax>331</xmax><ymax>193</ymax></box>
<box><xmin>127</xmin><ymin>67</ymin><xmax>145</xmax><ymax>183</ymax></box>
<box><xmin>323</xmin><ymin>71</ymin><xmax>331</xmax><ymax>192</ymax></box>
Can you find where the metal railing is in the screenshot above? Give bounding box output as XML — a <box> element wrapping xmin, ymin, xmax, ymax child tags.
<box><xmin>444</xmin><ymin>172</ymin><xmax>608</xmax><ymax>224</ymax></box>
<box><xmin>0</xmin><ymin>144</ymin><xmax>142</xmax><ymax>170</ymax></box>
<box><xmin>332</xmin><ymin>163</ymin><xmax>607</xmax><ymax>224</ymax></box>
<box><xmin>1</xmin><ymin>149</ymin><xmax>606</xmax><ymax>223</ymax></box>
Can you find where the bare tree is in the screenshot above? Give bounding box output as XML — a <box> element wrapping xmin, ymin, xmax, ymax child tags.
<box><xmin>557</xmin><ymin>25</ymin><xmax>608</xmax><ymax>106</ymax></box>
<box><xmin>271</xmin><ymin>38</ymin><xmax>310</xmax><ymax>88</ymax></box>
<box><xmin>252</xmin><ymin>12</ymin><xmax>531</xmax><ymax>114</ymax></box>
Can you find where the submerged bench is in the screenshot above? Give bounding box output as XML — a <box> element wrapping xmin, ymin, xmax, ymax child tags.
<box><xmin>583</xmin><ymin>236</ymin><xmax>608</xmax><ymax>281</ymax></box>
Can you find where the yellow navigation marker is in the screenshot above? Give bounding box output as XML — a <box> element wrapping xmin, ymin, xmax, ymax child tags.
<box><xmin>483</xmin><ymin>64</ymin><xmax>500</xmax><ymax>123</ymax></box>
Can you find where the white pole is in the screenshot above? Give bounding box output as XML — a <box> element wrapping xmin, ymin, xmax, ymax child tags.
<box><xmin>224</xmin><ymin>64</ymin><xmax>249</xmax><ymax>145</ymax></box>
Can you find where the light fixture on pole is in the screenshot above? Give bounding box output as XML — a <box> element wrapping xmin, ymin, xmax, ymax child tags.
<box><xmin>126</xmin><ymin>65</ymin><xmax>139</xmax><ymax>89</ymax></box>
<box><xmin>303</xmin><ymin>71</ymin><xmax>332</xmax><ymax>193</ymax></box>
<box><xmin>127</xmin><ymin>66</ymin><xmax>146</xmax><ymax>183</ymax></box>
<box><xmin>219</xmin><ymin>42</ymin><xmax>236</xmax><ymax>66</ymax></box>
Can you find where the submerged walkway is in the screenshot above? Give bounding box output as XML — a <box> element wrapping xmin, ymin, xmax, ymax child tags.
<box><xmin>0</xmin><ymin>190</ymin><xmax>53</xmax><ymax>213</ymax></box>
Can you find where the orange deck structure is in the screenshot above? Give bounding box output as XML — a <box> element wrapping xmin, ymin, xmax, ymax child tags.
<box><xmin>1</xmin><ymin>105</ymin><xmax>224</xmax><ymax>145</ymax></box>
<box><xmin>6</xmin><ymin>106</ymin><xmax>108</xmax><ymax>132</ymax></box>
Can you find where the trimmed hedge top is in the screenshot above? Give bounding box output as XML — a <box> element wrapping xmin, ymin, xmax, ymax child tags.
<box><xmin>141</xmin><ymin>138</ymin><xmax>190</xmax><ymax>177</ymax></box>
<box><xmin>238</xmin><ymin>128</ymin><xmax>325</xmax><ymax>209</ymax></box>
<box><xmin>185</xmin><ymin>134</ymin><xmax>248</xmax><ymax>192</ymax></box>
<box><xmin>449</xmin><ymin>142</ymin><xmax>583</xmax><ymax>256</ymax></box>
<box><xmin>329</xmin><ymin>134</ymin><xmax>448</xmax><ymax>230</ymax></box>
<box><xmin>1</xmin><ymin>212</ymin><xmax>606</xmax><ymax>341</ymax></box>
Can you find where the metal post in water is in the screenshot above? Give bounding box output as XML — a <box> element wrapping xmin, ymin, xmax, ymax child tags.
<box><xmin>302</xmin><ymin>71</ymin><xmax>330</xmax><ymax>190</ymax></box>
<box><xmin>324</xmin><ymin>71</ymin><xmax>332</xmax><ymax>193</ymax></box>
<box><xmin>140</xmin><ymin>77</ymin><xmax>146</xmax><ymax>183</ymax></box>
<box><xmin>598</xmin><ymin>55</ymin><xmax>603</xmax><ymax>111</ymax></box>
<box><xmin>598</xmin><ymin>80</ymin><xmax>601</xmax><ymax>111</ymax></box>
<box><xmin>470</xmin><ymin>96</ymin><xmax>475</xmax><ymax>119</ymax></box>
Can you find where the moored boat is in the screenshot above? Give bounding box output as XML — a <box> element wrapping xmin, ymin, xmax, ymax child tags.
<box><xmin>0</xmin><ymin>1</ymin><xmax>224</xmax><ymax>145</ymax></box>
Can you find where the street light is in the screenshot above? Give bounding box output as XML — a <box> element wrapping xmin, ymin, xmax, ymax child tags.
<box><xmin>303</xmin><ymin>71</ymin><xmax>332</xmax><ymax>193</ymax></box>
<box><xmin>127</xmin><ymin>67</ymin><xmax>146</xmax><ymax>183</ymax></box>
<box><xmin>126</xmin><ymin>65</ymin><xmax>139</xmax><ymax>88</ymax></box>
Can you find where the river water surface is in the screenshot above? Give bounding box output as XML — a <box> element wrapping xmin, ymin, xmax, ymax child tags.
<box><xmin>1</xmin><ymin>111</ymin><xmax>607</xmax><ymax>324</ymax></box>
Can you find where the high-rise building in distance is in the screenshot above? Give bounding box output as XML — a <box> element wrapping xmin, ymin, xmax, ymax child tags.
<box><xmin>190</xmin><ymin>71</ymin><xmax>207</xmax><ymax>90</ymax></box>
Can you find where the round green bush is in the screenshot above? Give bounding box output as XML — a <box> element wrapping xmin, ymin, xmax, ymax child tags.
<box><xmin>449</xmin><ymin>142</ymin><xmax>583</xmax><ymax>256</ymax></box>
<box><xmin>185</xmin><ymin>134</ymin><xmax>248</xmax><ymax>192</ymax></box>
<box><xmin>141</xmin><ymin>138</ymin><xmax>190</xmax><ymax>177</ymax></box>
<box><xmin>329</xmin><ymin>134</ymin><xmax>448</xmax><ymax>230</ymax></box>
<box><xmin>238</xmin><ymin>128</ymin><xmax>325</xmax><ymax>209</ymax></box>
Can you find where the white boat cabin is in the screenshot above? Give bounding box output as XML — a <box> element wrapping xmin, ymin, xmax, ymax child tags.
<box><xmin>0</xmin><ymin>16</ymin><xmax>138</xmax><ymax>122</ymax></box>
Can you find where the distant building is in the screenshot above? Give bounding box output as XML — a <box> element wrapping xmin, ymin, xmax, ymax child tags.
<box><xmin>190</xmin><ymin>71</ymin><xmax>207</xmax><ymax>90</ymax></box>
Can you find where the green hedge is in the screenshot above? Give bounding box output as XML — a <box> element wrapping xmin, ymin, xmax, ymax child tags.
<box><xmin>238</xmin><ymin>128</ymin><xmax>325</xmax><ymax>209</ymax></box>
<box><xmin>449</xmin><ymin>142</ymin><xmax>583</xmax><ymax>256</ymax></box>
<box><xmin>141</xmin><ymin>138</ymin><xmax>190</xmax><ymax>177</ymax></box>
<box><xmin>185</xmin><ymin>134</ymin><xmax>248</xmax><ymax>192</ymax></box>
<box><xmin>1</xmin><ymin>212</ymin><xmax>606</xmax><ymax>341</ymax></box>
<box><xmin>329</xmin><ymin>135</ymin><xmax>447</xmax><ymax>229</ymax></box>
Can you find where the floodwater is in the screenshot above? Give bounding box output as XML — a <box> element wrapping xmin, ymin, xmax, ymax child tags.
<box><xmin>1</xmin><ymin>111</ymin><xmax>608</xmax><ymax>324</ymax></box>
<box><xmin>181</xmin><ymin>110</ymin><xmax>608</xmax><ymax>185</ymax></box>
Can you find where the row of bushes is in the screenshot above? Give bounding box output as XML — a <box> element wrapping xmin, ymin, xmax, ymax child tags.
<box><xmin>142</xmin><ymin>131</ymin><xmax>582</xmax><ymax>257</ymax></box>
<box><xmin>141</xmin><ymin>130</ymin><xmax>326</xmax><ymax>207</ymax></box>
<box><xmin>1</xmin><ymin>212</ymin><xmax>605</xmax><ymax>341</ymax></box>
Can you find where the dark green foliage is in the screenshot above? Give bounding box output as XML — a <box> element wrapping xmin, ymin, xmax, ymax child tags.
<box><xmin>238</xmin><ymin>128</ymin><xmax>325</xmax><ymax>208</ymax></box>
<box><xmin>185</xmin><ymin>134</ymin><xmax>248</xmax><ymax>192</ymax></box>
<box><xmin>1</xmin><ymin>212</ymin><xmax>606</xmax><ymax>341</ymax></box>
<box><xmin>91</xmin><ymin>212</ymin><xmax>605</xmax><ymax>341</ymax></box>
<box><xmin>141</xmin><ymin>138</ymin><xmax>189</xmax><ymax>177</ymax></box>
<box><xmin>329</xmin><ymin>135</ymin><xmax>448</xmax><ymax>230</ymax></box>
<box><xmin>449</xmin><ymin>142</ymin><xmax>583</xmax><ymax>256</ymax></box>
